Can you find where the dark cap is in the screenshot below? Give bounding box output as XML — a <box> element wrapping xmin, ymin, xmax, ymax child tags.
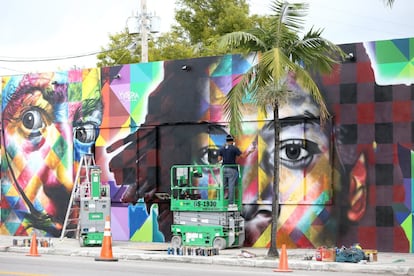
<box><xmin>226</xmin><ymin>135</ymin><xmax>234</xmax><ymax>142</ymax></box>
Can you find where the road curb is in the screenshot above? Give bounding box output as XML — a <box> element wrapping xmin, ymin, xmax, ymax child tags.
<box><xmin>2</xmin><ymin>243</ymin><xmax>414</xmax><ymax>275</ymax></box>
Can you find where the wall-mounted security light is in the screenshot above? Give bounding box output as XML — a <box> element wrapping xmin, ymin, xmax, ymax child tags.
<box><xmin>181</xmin><ymin>65</ymin><xmax>191</xmax><ymax>71</ymax></box>
<box><xmin>345</xmin><ymin>52</ymin><xmax>356</xmax><ymax>62</ymax></box>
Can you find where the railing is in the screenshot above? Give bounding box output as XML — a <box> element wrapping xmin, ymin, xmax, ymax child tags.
<box><xmin>170</xmin><ymin>164</ymin><xmax>241</xmax><ymax>211</ymax></box>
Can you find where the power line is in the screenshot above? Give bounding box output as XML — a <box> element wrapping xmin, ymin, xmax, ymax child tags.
<box><xmin>0</xmin><ymin>45</ymin><xmax>127</xmax><ymax>63</ymax></box>
<box><xmin>0</xmin><ymin>66</ymin><xmax>27</xmax><ymax>74</ymax></box>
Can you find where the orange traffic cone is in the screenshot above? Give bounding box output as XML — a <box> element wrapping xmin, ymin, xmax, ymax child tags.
<box><xmin>95</xmin><ymin>215</ymin><xmax>118</xmax><ymax>262</ymax></box>
<box><xmin>273</xmin><ymin>244</ymin><xmax>292</xmax><ymax>272</ymax></box>
<box><xmin>27</xmin><ymin>233</ymin><xmax>40</xmax><ymax>257</ymax></box>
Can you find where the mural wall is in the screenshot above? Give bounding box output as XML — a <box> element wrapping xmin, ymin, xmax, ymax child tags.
<box><xmin>318</xmin><ymin>38</ymin><xmax>414</xmax><ymax>252</ymax></box>
<box><xmin>0</xmin><ymin>37</ymin><xmax>413</xmax><ymax>253</ymax></box>
<box><xmin>0</xmin><ymin>70</ymin><xmax>102</xmax><ymax>236</ymax></box>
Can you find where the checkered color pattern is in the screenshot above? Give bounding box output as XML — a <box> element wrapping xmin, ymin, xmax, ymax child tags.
<box><xmin>317</xmin><ymin>40</ymin><xmax>414</xmax><ymax>252</ymax></box>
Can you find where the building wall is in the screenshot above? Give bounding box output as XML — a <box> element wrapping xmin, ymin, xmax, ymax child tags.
<box><xmin>0</xmin><ymin>38</ymin><xmax>413</xmax><ymax>252</ymax></box>
<box><xmin>318</xmin><ymin>39</ymin><xmax>414</xmax><ymax>252</ymax></box>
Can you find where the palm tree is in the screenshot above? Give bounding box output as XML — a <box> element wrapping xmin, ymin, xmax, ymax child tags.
<box><xmin>218</xmin><ymin>0</ymin><xmax>345</xmax><ymax>257</ymax></box>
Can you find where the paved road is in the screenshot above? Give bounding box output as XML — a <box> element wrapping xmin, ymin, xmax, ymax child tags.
<box><xmin>0</xmin><ymin>252</ymin><xmax>387</xmax><ymax>276</ymax></box>
<box><xmin>1</xmin><ymin>235</ymin><xmax>414</xmax><ymax>275</ymax></box>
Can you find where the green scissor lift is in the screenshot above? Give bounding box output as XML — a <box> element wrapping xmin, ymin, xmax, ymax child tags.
<box><xmin>78</xmin><ymin>165</ymin><xmax>111</xmax><ymax>247</ymax></box>
<box><xmin>170</xmin><ymin>164</ymin><xmax>245</xmax><ymax>250</ymax></box>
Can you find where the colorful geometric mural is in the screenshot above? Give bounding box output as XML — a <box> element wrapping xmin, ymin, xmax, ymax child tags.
<box><xmin>0</xmin><ymin>69</ymin><xmax>102</xmax><ymax>237</ymax></box>
<box><xmin>396</xmin><ymin>144</ymin><xmax>414</xmax><ymax>252</ymax></box>
<box><xmin>129</xmin><ymin>201</ymin><xmax>164</xmax><ymax>242</ymax></box>
<box><xmin>1</xmin><ymin>37</ymin><xmax>414</xmax><ymax>253</ymax></box>
<box><xmin>364</xmin><ymin>38</ymin><xmax>414</xmax><ymax>85</ymax></box>
<box><xmin>318</xmin><ymin>40</ymin><xmax>412</xmax><ymax>252</ymax></box>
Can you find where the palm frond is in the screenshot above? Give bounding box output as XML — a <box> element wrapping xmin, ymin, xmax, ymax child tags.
<box><xmin>219</xmin><ymin>0</ymin><xmax>341</xmax><ymax>134</ymax></box>
<box><xmin>260</xmin><ymin>48</ymin><xmax>296</xmax><ymax>82</ymax></box>
<box><xmin>288</xmin><ymin>28</ymin><xmax>345</xmax><ymax>73</ymax></box>
<box><xmin>293</xmin><ymin>66</ymin><xmax>330</xmax><ymax>123</ymax></box>
<box><xmin>223</xmin><ymin>68</ymin><xmax>255</xmax><ymax>135</ymax></box>
<box><xmin>218</xmin><ymin>31</ymin><xmax>267</xmax><ymax>53</ymax></box>
<box><xmin>270</xmin><ymin>0</ymin><xmax>308</xmax><ymax>35</ymax></box>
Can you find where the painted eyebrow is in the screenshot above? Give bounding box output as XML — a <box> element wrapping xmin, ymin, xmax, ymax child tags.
<box><xmin>280</xmin><ymin>112</ymin><xmax>320</xmax><ymax>128</ymax></box>
<box><xmin>3</xmin><ymin>87</ymin><xmax>43</xmax><ymax>122</ymax></box>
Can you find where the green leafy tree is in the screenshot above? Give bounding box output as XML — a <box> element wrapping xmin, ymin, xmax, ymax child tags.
<box><xmin>163</xmin><ymin>0</ymin><xmax>256</xmax><ymax>57</ymax></box>
<box><xmin>218</xmin><ymin>0</ymin><xmax>345</xmax><ymax>257</ymax></box>
<box><xmin>175</xmin><ymin>0</ymin><xmax>252</xmax><ymax>45</ymax></box>
<box><xmin>149</xmin><ymin>30</ymin><xmax>194</xmax><ymax>61</ymax></box>
<box><xmin>96</xmin><ymin>0</ymin><xmax>258</xmax><ymax>65</ymax></box>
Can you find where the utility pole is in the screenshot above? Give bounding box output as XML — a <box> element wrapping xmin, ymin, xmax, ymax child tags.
<box><xmin>126</xmin><ymin>0</ymin><xmax>160</xmax><ymax>63</ymax></box>
<box><xmin>140</xmin><ymin>0</ymin><xmax>148</xmax><ymax>63</ymax></box>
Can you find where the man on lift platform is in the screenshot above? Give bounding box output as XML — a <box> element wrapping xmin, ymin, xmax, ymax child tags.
<box><xmin>218</xmin><ymin>135</ymin><xmax>255</xmax><ymax>211</ymax></box>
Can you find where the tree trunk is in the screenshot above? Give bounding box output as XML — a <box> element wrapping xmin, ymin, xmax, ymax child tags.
<box><xmin>267</xmin><ymin>104</ymin><xmax>280</xmax><ymax>258</ymax></box>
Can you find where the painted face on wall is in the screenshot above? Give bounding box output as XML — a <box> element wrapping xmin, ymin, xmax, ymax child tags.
<box><xmin>1</xmin><ymin>71</ymin><xmax>102</xmax><ymax>237</ymax></box>
<box><xmin>277</xmin><ymin>87</ymin><xmax>337</xmax><ymax>247</ymax></box>
<box><xmin>244</xmin><ymin>77</ymin><xmax>340</xmax><ymax>248</ymax></box>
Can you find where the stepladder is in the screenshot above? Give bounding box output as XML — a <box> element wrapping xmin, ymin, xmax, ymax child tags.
<box><xmin>60</xmin><ymin>153</ymin><xmax>96</xmax><ymax>240</ymax></box>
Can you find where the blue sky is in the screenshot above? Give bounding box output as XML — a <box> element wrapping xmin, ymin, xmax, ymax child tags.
<box><xmin>0</xmin><ymin>0</ymin><xmax>412</xmax><ymax>76</ymax></box>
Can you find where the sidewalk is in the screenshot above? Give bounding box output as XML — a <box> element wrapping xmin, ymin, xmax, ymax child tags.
<box><xmin>1</xmin><ymin>234</ymin><xmax>414</xmax><ymax>275</ymax></box>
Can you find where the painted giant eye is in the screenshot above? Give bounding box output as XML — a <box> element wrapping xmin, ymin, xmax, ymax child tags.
<box><xmin>75</xmin><ymin>124</ymin><xmax>98</xmax><ymax>144</ymax></box>
<box><xmin>285</xmin><ymin>144</ymin><xmax>301</xmax><ymax>160</ymax></box>
<box><xmin>22</xmin><ymin>109</ymin><xmax>45</xmax><ymax>131</ymax></box>
<box><xmin>18</xmin><ymin>107</ymin><xmax>48</xmax><ymax>139</ymax></box>
<box><xmin>198</xmin><ymin>146</ymin><xmax>221</xmax><ymax>165</ymax></box>
<box><xmin>280</xmin><ymin>139</ymin><xmax>321</xmax><ymax>170</ymax></box>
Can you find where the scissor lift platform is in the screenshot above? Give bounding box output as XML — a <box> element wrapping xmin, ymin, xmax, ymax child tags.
<box><xmin>170</xmin><ymin>164</ymin><xmax>245</xmax><ymax>249</ymax></box>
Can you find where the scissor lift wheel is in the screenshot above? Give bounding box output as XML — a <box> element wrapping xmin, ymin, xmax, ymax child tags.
<box><xmin>171</xmin><ymin>235</ymin><xmax>182</xmax><ymax>248</ymax></box>
<box><xmin>213</xmin><ymin>237</ymin><xmax>226</xmax><ymax>250</ymax></box>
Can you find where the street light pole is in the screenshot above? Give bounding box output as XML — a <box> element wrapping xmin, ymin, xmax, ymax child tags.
<box><xmin>140</xmin><ymin>0</ymin><xmax>148</xmax><ymax>63</ymax></box>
